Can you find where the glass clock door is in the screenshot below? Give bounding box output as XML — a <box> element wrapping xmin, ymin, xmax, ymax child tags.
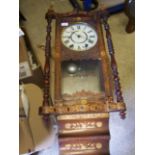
<box><xmin>61</xmin><ymin>60</ymin><xmax>105</xmax><ymax>99</ymax></box>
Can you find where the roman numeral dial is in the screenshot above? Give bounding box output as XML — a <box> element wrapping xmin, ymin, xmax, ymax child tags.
<box><xmin>61</xmin><ymin>23</ymin><xmax>98</xmax><ymax>51</ymax></box>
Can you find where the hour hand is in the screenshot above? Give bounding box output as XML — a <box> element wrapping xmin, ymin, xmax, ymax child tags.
<box><xmin>74</xmin><ymin>32</ymin><xmax>81</xmax><ymax>38</ymax></box>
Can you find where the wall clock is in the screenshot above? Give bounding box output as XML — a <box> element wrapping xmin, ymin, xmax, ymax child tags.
<box><xmin>39</xmin><ymin>5</ymin><xmax>126</xmax><ymax>155</ymax></box>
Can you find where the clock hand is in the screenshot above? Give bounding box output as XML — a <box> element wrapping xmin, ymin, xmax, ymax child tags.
<box><xmin>74</xmin><ymin>32</ymin><xmax>81</xmax><ymax>38</ymax></box>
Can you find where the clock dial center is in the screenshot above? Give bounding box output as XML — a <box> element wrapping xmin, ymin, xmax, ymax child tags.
<box><xmin>71</xmin><ymin>31</ymin><xmax>88</xmax><ymax>43</ymax></box>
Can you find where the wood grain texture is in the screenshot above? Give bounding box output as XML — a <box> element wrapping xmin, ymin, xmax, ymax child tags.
<box><xmin>39</xmin><ymin>6</ymin><xmax>126</xmax><ymax>155</ymax></box>
<box><xmin>53</xmin><ymin>9</ymin><xmax>113</xmax><ymax>102</ymax></box>
<box><xmin>59</xmin><ymin>135</ymin><xmax>110</xmax><ymax>155</ymax></box>
<box><xmin>58</xmin><ymin>117</ymin><xmax>109</xmax><ymax>136</ymax></box>
<box><xmin>39</xmin><ymin>99</ymin><xmax>125</xmax><ymax>115</ymax></box>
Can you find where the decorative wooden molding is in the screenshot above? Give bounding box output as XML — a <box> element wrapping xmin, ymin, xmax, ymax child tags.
<box><xmin>59</xmin><ymin>135</ymin><xmax>110</xmax><ymax>155</ymax></box>
<box><xmin>46</xmin><ymin>8</ymin><xmax>100</xmax><ymax>19</ymax></box>
<box><xmin>62</xmin><ymin>142</ymin><xmax>103</xmax><ymax>151</ymax></box>
<box><xmin>64</xmin><ymin>121</ymin><xmax>103</xmax><ymax>130</ymax></box>
<box><xmin>39</xmin><ymin>99</ymin><xmax>126</xmax><ymax>115</ymax></box>
<box><xmin>57</xmin><ymin>113</ymin><xmax>109</xmax><ymax>120</ymax></box>
<box><xmin>58</xmin><ymin>117</ymin><xmax>109</xmax><ymax>136</ymax></box>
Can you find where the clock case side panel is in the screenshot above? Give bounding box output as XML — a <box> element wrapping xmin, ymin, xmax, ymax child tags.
<box><xmin>54</xmin><ymin>18</ymin><xmax>63</xmax><ymax>100</ymax></box>
<box><xmin>96</xmin><ymin>20</ymin><xmax>113</xmax><ymax>98</ymax></box>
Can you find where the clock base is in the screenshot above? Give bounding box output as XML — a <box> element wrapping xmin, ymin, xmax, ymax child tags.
<box><xmin>57</xmin><ymin>113</ymin><xmax>110</xmax><ymax>155</ymax></box>
<box><xmin>59</xmin><ymin>135</ymin><xmax>110</xmax><ymax>155</ymax></box>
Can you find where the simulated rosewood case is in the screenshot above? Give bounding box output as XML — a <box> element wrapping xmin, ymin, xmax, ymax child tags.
<box><xmin>39</xmin><ymin>6</ymin><xmax>126</xmax><ymax>155</ymax></box>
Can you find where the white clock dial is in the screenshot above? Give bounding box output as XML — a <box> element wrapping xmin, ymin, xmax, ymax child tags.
<box><xmin>61</xmin><ymin>23</ymin><xmax>98</xmax><ymax>51</ymax></box>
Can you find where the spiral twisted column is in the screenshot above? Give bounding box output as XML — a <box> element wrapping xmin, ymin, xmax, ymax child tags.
<box><xmin>102</xmin><ymin>14</ymin><xmax>126</xmax><ymax>119</ymax></box>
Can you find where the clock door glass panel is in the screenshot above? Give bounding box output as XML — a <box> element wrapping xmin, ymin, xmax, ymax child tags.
<box><xmin>61</xmin><ymin>60</ymin><xmax>105</xmax><ymax>99</ymax></box>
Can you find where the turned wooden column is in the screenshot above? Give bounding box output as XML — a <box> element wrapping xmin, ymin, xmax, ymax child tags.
<box><xmin>42</xmin><ymin>13</ymin><xmax>53</xmax><ymax>107</ymax></box>
<box><xmin>102</xmin><ymin>14</ymin><xmax>126</xmax><ymax>119</ymax></box>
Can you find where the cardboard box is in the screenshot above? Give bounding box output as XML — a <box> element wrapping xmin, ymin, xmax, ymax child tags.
<box><xmin>19</xmin><ymin>36</ymin><xmax>32</xmax><ymax>80</ymax></box>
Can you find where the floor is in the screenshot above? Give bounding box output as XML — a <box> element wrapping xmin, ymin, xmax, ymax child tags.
<box><xmin>19</xmin><ymin>0</ymin><xmax>135</xmax><ymax>155</ymax></box>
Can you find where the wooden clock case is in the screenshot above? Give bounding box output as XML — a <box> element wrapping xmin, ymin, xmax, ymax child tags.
<box><xmin>39</xmin><ymin>6</ymin><xmax>126</xmax><ymax>155</ymax></box>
